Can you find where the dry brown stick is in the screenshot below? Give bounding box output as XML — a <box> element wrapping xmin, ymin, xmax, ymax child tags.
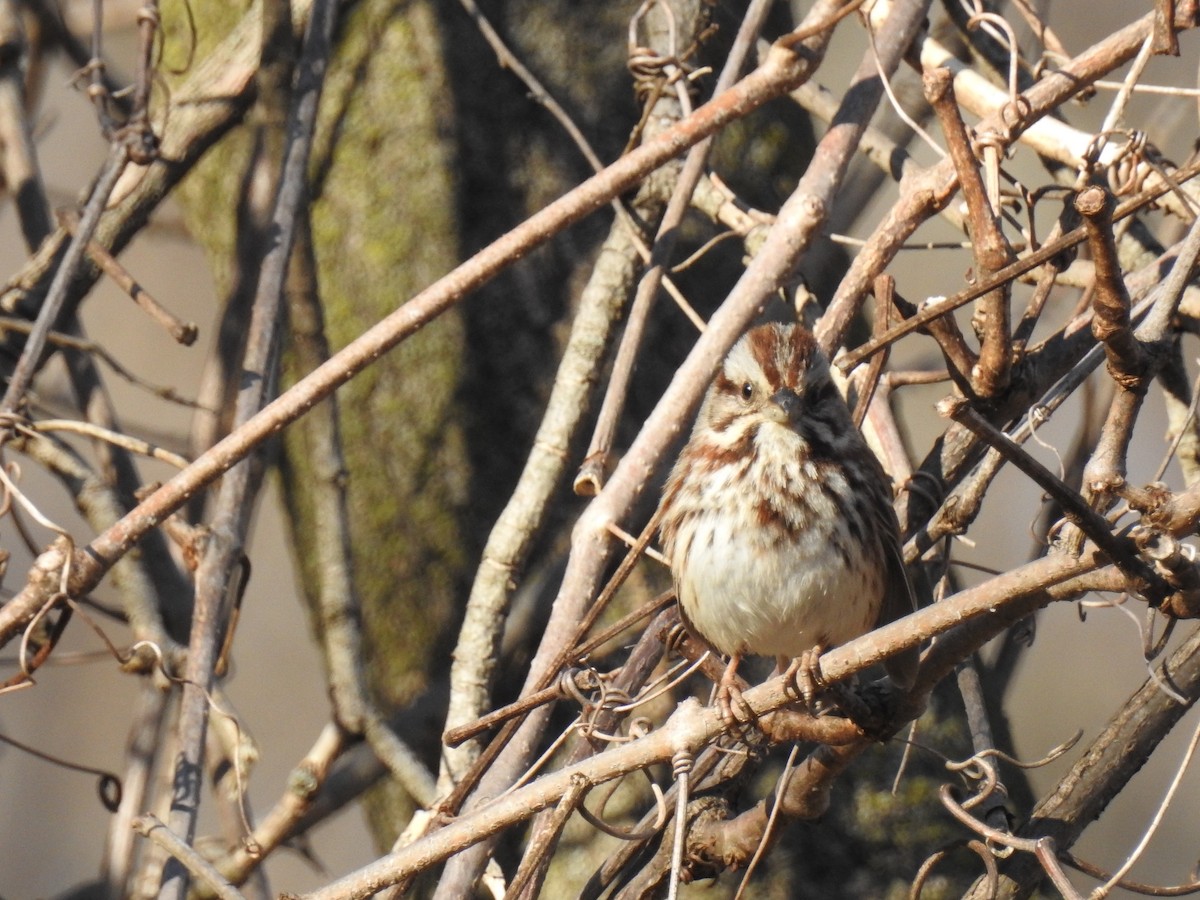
<box><xmin>158</xmin><ymin>4</ymin><xmax>340</xmax><ymax>898</ymax></box>
<box><xmin>1072</xmin><ymin>184</ymin><xmax>1150</xmax><ymax>521</ymax></box>
<box><xmin>576</xmin><ymin>0</ymin><xmax>770</xmax><ymax>494</ymax></box>
<box><xmin>82</xmin><ymin>0</ymin><xmax>117</xmax><ymax>135</ymax></box>
<box><xmin>122</xmin><ymin>0</ymin><xmax>159</xmax><ymax>163</ymax></box>
<box><xmin>835</xmin><ymin>155</ymin><xmax>1200</xmax><ymax>374</ymax></box>
<box><xmin>887</xmin><ymin>280</ymin><xmax>976</xmax><ymax>394</ymax></box>
<box><xmin>1153</xmin><ymin>0</ymin><xmax>1182</xmax><ymax>55</ymax></box>
<box><xmin>955</xmin><ymin>653</ymin><xmax>1014</xmax><ymax>837</ymax></box>
<box><xmin>1075</xmin><ymin>186</ymin><xmax>1145</xmax><ymax>382</ymax></box>
<box><xmin>939</xmin><ymin>396</ymin><xmax>1160</xmax><ymax>599</ymax></box>
<box><xmin>923</xmin><ymin>65</ymin><xmax>1014</xmax><ymax>399</ymax></box>
<box><xmin>444</xmin><ymin>671</ymin><xmax>602</xmax><ymax>750</ymax></box>
<box><xmin>587</xmin><ymin>681</ymin><xmax>860</xmax><ymax>898</ymax></box>
<box><xmin>1008</xmin><ymin>0</ymin><xmax>1071</xmax><ymax>63</ymax></box>
<box><xmin>0</xmin><ymin>143</ymin><xmax>128</xmax><ymax>415</ymax></box>
<box><xmin>687</xmin><ymin>741</ymin><xmax>859</xmax><ymax>874</ymax></box>
<box><xmin>1079</xmin><ymin>191</ymin><xmax>1200</xmax><ymax>521</ymax></box>
<box><xmin>133</xmin><ymin>815</ymin><xmax>247</xmax><ymax>900</ymax></box>
<box><xmin>1011</xmin><ymin>259</ymin><xmax>1062</xmax><ymax>353</ymax></box>
<box><xmin>852</xmin><ymin>275</ymin><xmax>894</xmax><ymax>429</ymax></box>
<box><xmin>505</xmin><ymin>775</ymin><xmax>591</xmax><ymax>900</ymax></box>
<box><xmin>818</xmin><ymin>9</ymin><xmax>1196</xmax><ymax>358</ymax></box>
<box><xmin>104</xmin><ymin>684</ymin><xmax>171</xmax><ymax>896</ymax></box>
<box><xmin>8</xmin><ymin>429</ymin><xmax>178</xmax><ymax>658</ymax></box>
<box><xmin>57</xmin><ymin>209</ymin><xmax>198</xmax><ymax>345</ymax></box>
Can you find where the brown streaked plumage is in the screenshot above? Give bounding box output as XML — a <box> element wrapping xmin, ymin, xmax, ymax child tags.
<box><xmin>659</xmin><ymin>322</ymin><xmax>918</xmax><ymax>713</ymax></box>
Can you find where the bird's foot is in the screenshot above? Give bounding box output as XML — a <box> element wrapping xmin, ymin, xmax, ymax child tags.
<box><xmin>716</xmin><ymin>653</ymin><xmax>757</xmax><ymax>732</ymax></box>
<box><xmin>782</xmin><ymin>645</ymin><xmax>828</xmax><ymax>712</ymax></box>
<box><xmin>781</xmin><ymin>647</ymin><xmax>886</xmax><ymax>729</ymax></box>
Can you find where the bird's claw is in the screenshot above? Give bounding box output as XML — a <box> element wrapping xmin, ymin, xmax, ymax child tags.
<box><xmin>716</xmin><ymin>680</ymin><xmax>756</xmax><ymax>732</ymax></box>
<box><xmin>783</xmin><ymin>644</ymin><xmax>828</xmax><ymax>712</ymax></box>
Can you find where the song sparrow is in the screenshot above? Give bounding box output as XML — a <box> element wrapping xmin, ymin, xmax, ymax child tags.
<box><xmin>659</xmin><ymin>322</ymin><xmax>918</xmax><ymax>718</ymax></box>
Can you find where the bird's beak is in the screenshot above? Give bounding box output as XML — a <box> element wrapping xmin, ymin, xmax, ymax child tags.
<box><xmin>766</xmin><ymin>388</ymin><xmax>801</xmax><ymax>424</ymax></box>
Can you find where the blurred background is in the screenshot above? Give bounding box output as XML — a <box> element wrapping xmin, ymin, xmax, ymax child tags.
<box><xmin>0</xmin><ymin>1</ymin><xmax>1198</xmax><ymax>897</ymax></box>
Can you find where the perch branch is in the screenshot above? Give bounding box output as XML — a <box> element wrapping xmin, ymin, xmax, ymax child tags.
<box><xmin>439</xmin><ymin>7</ymin><xmax>934</xmax><ymax>897</ymax></box>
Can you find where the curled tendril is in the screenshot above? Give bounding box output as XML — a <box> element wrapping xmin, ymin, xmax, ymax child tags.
<box><xmin>910</xmin><ymin>839</ymin><xmax>999</xmax><ymax>900</ymax></box>
<box><xmin>946</xmin><ymin>730</ymin><xmax>1083</xmax><ymax>779</ymax></box>
<box><xmin>964</xmin><ymin>9</ymin><xmax>1032</xmax><ymax>138</ymax></box>
<box><xmin>0</xmin><ymin>730</ymin><xmax>123</xmax><ymax>813</ymax></box>
<box><xmin>577</xmin><ymin>780</ymin><xmax>668</xmax><ymax>841</ymax></box>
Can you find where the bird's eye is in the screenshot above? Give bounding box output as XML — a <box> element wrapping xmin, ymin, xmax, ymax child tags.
<box><xmin>740</xmin><ymin>382</ymin><xmax>754</xmax><ymax>401</ymax></box>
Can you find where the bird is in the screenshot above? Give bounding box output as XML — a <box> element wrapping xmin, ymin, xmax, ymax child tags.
<box><xmin>658</xmin><ymin>321</ymin><xmax>919</xmax><ymax>722</ymax></box>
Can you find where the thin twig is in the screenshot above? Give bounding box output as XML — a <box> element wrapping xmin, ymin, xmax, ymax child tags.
<box><xmin>836</xmin><ymin>157</ymin><xmax>1200</xmax><ymax>373</ymax></box>
<box><xmin>576</xmin><ymin>0</ymin><xmax>774</xmax><ymax>493</ymax></box>
<box><xmin>158</xmin><ymin>2</ymin><xmax>339</xmax><ymax>896</ymax></box>
<box><xmin>938</xmin><ymin>396</ymin><xmax>1159</xmax><ymax>599</ymax></box>
<box><xmin>133</xmin><ymin>815</ymin><xmax>247</xmax><ymax>900</ymax></box>
<box><xmin>58</xmin><ymin>209</ymin><xmax>198</xmax><ymax>345</ymax></box>
<box><xmin>0</xmin><ymin>144</ymin><xmax>128</xmax><ymax>416</ymax></box>
<box><xmin>923</xmin><ymin>65</ymin><xmax>1013</xmax><ymax>398</ymax></box>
